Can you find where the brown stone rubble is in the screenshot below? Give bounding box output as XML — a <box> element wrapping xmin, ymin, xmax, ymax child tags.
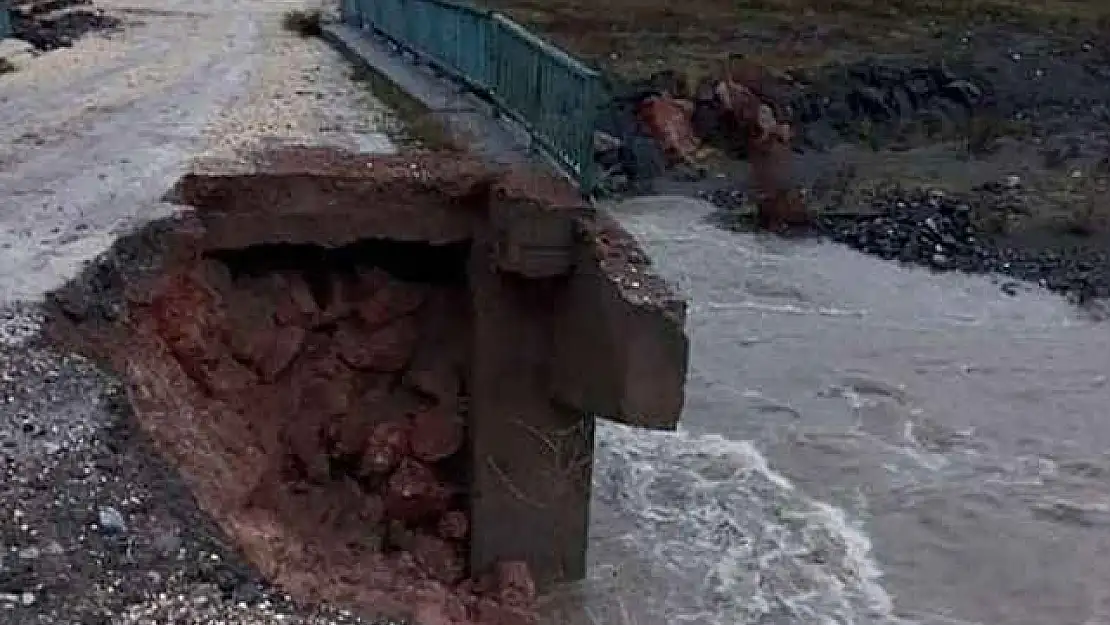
<box><xmin>632</xmin><ymin>58</ymin><xmax>810</xmax><ymax>231</ymax></box>
<box><xmin>48</xmin><ymin>148</ymin><xmax>690</xmax><ymax>625</ymax></box>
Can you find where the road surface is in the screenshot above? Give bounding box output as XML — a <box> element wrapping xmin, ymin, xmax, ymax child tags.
<box><xmin>0</xmin><ymin>0</ymin><xmax>398</xmax><ymax>305</ymax></box>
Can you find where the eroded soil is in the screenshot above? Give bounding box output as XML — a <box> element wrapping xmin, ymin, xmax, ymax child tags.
<box><xmin>0</xmin><ymin>320</ymin><xmax>380</xmax><ymax>625</ymax></box>
<box><xmin>44</xmin><ymin>222</ymin><xmax>539</xmax><ymax>625</ymax></box>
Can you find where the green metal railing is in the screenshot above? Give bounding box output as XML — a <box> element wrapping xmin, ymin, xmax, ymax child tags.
<box><xmin>345</xmin><ymin>0</ymin><xmax>602</xmax><ymax>192</ymax></box>
<box><xmin>1</xmin><ymin>1</ymin><xmax>12</xmax><ymax>40</ymax></box>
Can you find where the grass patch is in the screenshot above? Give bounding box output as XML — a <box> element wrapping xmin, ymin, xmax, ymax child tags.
<box><xmin>281</xmin><ymin>9</ymin><xmax>323</xmax><ymax>38</ymax></box>
<box><xmin>0</xmin><ymin>58</ymin><xmax>16</xmax><ymax>76</ymax></box>
<box><xmin>348</xmin><ymin>65</ymin><xmax>461</xmax><ymax>151</ymax></box>
<box><xmin>477</xmin><ymin>0</ymin><xmax>1110</xmax><ymax>78</ymax></box>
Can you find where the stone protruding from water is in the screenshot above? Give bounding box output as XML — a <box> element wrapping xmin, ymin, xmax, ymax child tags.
<box><xmin>50</xmin><ymin>147</ymin><xmax>689</xmax><ymax>625</ymax></box>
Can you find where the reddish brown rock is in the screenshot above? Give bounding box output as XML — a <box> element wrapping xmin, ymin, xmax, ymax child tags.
<box><xmin>290</xmin><ymin>342</ymin><xmax>356</xmax><ymax>417</ymax></box>
<box><xmin>285</xmin><ymin>416</ymin><xmax>330</xmax><ymax>482</ymax></box>
<box><xmin>148</xmin><ymin>276</ymin><xmax>226</xmax><ymax>372</ymax></box>
<box><xmin>329</xmin><ymin>412</ymin><xmax>377</xmax><ymax>459</ymax></box>
<box><xmin>296</xmin><ymin>336</ymin><xmax>351</xmax><ymax>378</ymax></box>
<box><xmin>404</xmin><ymin>359</ymin><xmax>461</xmax><ymax>405</ymax></box>
<box><xmin>411</xmin><ymin>533</ymin><xmax>465</xmax><ymax>584</ymax></box>
<box><xmin>409</xmin><ymin>408</ymin><xmax>464</xmax><ymax>463</ymax></box>
<box><xmin>315</xmin><ymin>274</ymin><xmax>355</xmax><ymax>325</ymax></box>
<box><xmin>411</xmin><ymin>594</ymin><xmax>454</xmax><ymax>625</ymax></box>
<box><xmin>351</xmin><ymin>267</ymin><xmax>391</xmax><ymax>299</ymax></box>
<box><xmin>711</xmin><ymin>67</ymin><xmax>808</xmax><ymax>232</ymax></box>
<box><xmin>273</xmin><ymin>273</ymin><xmax>320</xmax><ymax>327</ymax></box>
<box><xmin>437</xmin><ymin>510</ymin><xmax>469</xmax><ymax>541</ymax></box>
<box><xmin>224</xmin><ymin>274</ymin><xmax>291</xmax><ymax>328</ymax></box>
<box><xmin>331</xmin><ymin>383</ymin><xmax>419</xmax><ymax>458</ymax></box>
<box><xmin>492</xmin><ymin>561</ymin><xmax>536</xmax><ymax>608</ymax></box>
<box><xmin>403</xmin><ymin>290</ymin><xmax>468</xmax><ymax>402</ymax></box>
<box><xmin>147</xmin><ymin>272</ymin><xmax>221</xmax><ymax>333</ymax></box>
<box><xmin>336</xmin><ymin>317</ymin><xmax>419</xmax><ymax>372</ymax></box>
<box><xmin>637</xmin><ymin>94</ymin><xmax>700</xmax><ymax>165</ymax></box>
<box><xmin>443</xmin><ymin>593</ymin><xmax>470</xmax><ymax>623</ymax></box>
<box><xmin>384</xmin><ymin>458</ymin><xmax>451</xmax><ymax>523</ymax></box>
<box><xmin>226</xmin><ymin>323</ymin><xmax>267</xmax><ymax>367</ymax></box>
<box><xmin>357</xmin><ymin>280</ymin><xmax>427</xmax><ymax>330</ymax></box>
<box><xmin>295</xmin><ymin>375</ymin><xmax>352</xmax><ymax>417</ymax></box>
<box><xmin>226</xmin><ymin>383</ymin><xmax>288</xmax><ymax>454</ymax></box>
<box><xmin>255</xmin><ymin>325</ymin><xmax>307</xmax><ymax>382</ymax></box>
<box><xmin>311</xmin><ymin>482</ymin><xmax>387</xmax><ymax>544</ymax></box>
<box><xmin>188</xmin><ymin>354</ymin><xmax>258</xmax><ymax>398</ymax></box>
<box><xmin>473</xmin><ymin>598</ymin><xmax>538</xmax><ymax>625</ymax></box>
<box><xmin>405</xmin><ymin>579</ymin><xmax>471</xmax><ymax>625</ymax></box>
<box><xmin>360</xmin><ymin>493</ymin><xmax>387</xmax><ymax>527</ymax></box>
<box><xmin>149</xmin><ymin>273</ymin><xmax>257</xmax><ymax>397</ymax></box>
<box><xmin>361</xmin><ymin>420</ymin><xmax>412</xmax><ymax>475</ymax></box>
<box><xmin>198</xmin><ymin>258</ymin><xmax>235</xmax><ymax>293</ymax></box>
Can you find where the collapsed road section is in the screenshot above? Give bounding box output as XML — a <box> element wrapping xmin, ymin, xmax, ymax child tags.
<box><xmin>45</xmin><ymin>147</ymin><xmax>689</xmax><ymax>625</ymax></box>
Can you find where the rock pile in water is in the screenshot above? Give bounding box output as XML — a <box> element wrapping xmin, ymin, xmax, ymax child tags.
<box><xmin>816</xmin><ymin>188</ymin><xmax>993</xmax><ymax>270</ymax></box>
<box><xmin>704</xmin><ymin>184</ymin><xmax>1110</xmax><ymax>303</ymax></box>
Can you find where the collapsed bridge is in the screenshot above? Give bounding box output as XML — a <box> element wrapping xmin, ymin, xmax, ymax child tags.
<box><xmin>47</xmin><ymin>147</ymin><xmax>689</xmax><ymax>625</ymax></box>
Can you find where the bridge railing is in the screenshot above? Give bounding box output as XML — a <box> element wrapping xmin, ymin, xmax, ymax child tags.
<box><xmin>1</xmin><ymin>0</ymin><xmax>12</xmax><ymax>40</ymax></box>
<box><xmin>344</xmin><ymin>0</ymin><xmax>602</xmax><ymax>193</ymax></box>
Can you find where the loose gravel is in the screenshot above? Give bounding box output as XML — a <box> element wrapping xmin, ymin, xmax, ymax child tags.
<box><xmin>196</xmin><ymin>6</ymin><xmax>401</xmax><ymax>161</ymax></box>
<box><xmin>0</xmin><ymin>306</ymin><xmax>398</xmax><ymax>625</ymax></box>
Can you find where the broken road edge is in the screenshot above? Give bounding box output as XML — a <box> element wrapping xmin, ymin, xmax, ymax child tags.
<box><xmin>43</xmin><ymin>147</ymin><xmax>690</xmax><ymax>613</ymax></box>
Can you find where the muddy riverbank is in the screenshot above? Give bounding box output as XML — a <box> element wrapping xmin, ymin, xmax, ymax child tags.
<box><xmin>590</xmin><ymin>24</ymin><xmax>1110</xmax><ymax>302</ymax></box>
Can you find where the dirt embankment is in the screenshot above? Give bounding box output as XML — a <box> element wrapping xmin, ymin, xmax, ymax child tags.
<box><xmin>44</xmin><ymin>147</ymin><xmax>688</xmax><ymax>625</ymax></box>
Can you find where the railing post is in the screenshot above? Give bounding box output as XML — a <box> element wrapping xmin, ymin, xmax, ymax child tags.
<box><xmin>337</xmin><ymin>0</ymin><xmax>603</xmax><ymax>195</ymax></box>
<box><xmin>578</xmin><ymin>88</ymin><xmax>600</xmax><ymax>193</ymax></box>
<box><xmin>349</xmin><ymin>0</ymin><xmax>360</xmax><ymax>29</ymax></box>
<box><xmin>0</xmin><ymin>0</ymin><xmax>10</xmax><ymax>40</ymax></box>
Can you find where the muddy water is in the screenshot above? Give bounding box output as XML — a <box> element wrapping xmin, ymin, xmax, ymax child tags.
<box><xmin>550</xmin><ymin>196</ymin><xmax>1110</xmax><ymax>625</ymax></box>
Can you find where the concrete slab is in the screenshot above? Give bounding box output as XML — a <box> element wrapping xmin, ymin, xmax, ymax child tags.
<box><xmin>321</xmin><ymin>22</ymin><xmax>575</xmax><ymax>180</ymax></box>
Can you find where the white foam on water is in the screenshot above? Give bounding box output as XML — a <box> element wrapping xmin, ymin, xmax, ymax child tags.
<box><xmin>593</xmin><ymin>421</ymin><xmax>905</xmax><ymax>625</ymax></box>
<box><xmin>702</xmin><ymin>300</ymin><xmax>868</xmax><ymax>318</ymax></box>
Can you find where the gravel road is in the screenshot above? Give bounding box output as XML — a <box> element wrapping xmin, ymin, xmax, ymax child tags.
<box><xmin>0</xmin><ymin>1</ymin><xmax>403</xmax><ymax>622</ymax></box>
<box><xmin>0</xmin><ymin>0</ymin><xmax>399</xmax><ymax>302</ymax></box>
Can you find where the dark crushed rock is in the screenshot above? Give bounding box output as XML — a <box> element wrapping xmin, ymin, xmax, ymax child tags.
<box><xmin>49</xmin><ymin>213</ymin><xmax>185</xmax><ymax>331</ymax></box>
<box><xmin>784</xmin><ymin>59</ymin><xmax>995</xmax><ymax>151</ymax></box>
<box><xmin>13</xmin><ymin>0</ymin><xmax>92</xmax><ymax>18</ymax></box>
<box><xmin>11</xmin><ymin>0</ymin><xmax>121</xmax><ymax>52</ymax></box>
<box><xmin>0</xmin><ymin>307</ymin><xmax>397</xmax><ymax>625</ymax></box>
<box><xmin>697</xmin><ymin>187</ymin><xmax>748</xmax><ymax>212</ymax></box>
<box><xmin>702</xmin><ymin>185</ymin><xmax>1110</xmax><ymax>304</ymax></box>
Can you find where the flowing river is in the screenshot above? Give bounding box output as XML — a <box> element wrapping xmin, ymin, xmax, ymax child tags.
<box><xmin>548</xmin><ymin>195</ymin><xmax>1110</xmax><ymax>625</ymax></box>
